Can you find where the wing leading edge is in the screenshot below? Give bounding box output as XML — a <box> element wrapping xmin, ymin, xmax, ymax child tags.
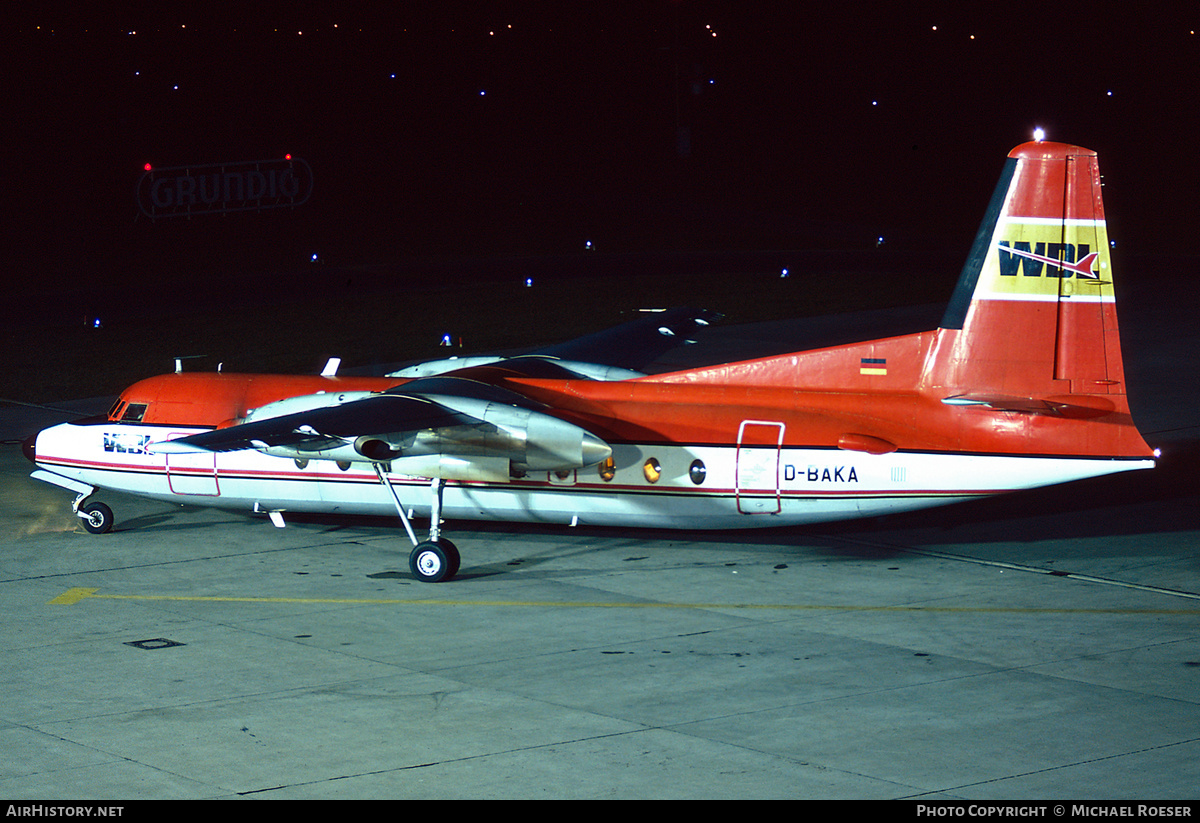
<box><xmin>151</xmin><ymin>375</ymin><xmax>611</xmax><ymax>478</ymax></box>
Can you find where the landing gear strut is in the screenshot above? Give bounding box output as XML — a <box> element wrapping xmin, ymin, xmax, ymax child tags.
<box><xmin>374</xmin><ymin>465</ymin><xmax>461</xmax><ymax>582</ymax></box>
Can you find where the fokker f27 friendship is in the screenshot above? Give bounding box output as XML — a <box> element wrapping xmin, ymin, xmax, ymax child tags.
<box><xmin>26</xmin><ymin>142</ymin><xmax>1157</xmax><ymax>581</ymax></box>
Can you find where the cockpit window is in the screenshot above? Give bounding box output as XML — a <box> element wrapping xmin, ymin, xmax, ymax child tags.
<box><xmin>120</xmin><ymin>403</ymin><xmax>148</xmax><ymax>422</ymax></box>
<box><xmin>108</xmin><ymin>399</ymin><xmax>125</xmax><ymax>420</ymax></box>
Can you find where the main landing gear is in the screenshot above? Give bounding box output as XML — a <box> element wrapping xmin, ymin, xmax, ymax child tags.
<box><xmin>373</xmin><ymin>465</ymin><xmax>461</xmax><ymax>583</ymax></box>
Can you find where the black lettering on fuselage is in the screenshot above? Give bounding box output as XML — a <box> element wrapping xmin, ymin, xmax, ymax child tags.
<box><xmin>800</xmin><ymin>465</ymin><xmax>858</xmax><ymax>482</ymax></box>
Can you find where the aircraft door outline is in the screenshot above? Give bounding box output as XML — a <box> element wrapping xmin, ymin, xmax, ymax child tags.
<box><xmin>736</xmin><ymin>420</ymin><xmax>784</xmax><ymax>514</ymax></box>
<box><xmin>164</xmin><ymin>432</ymin><xmax>220</xmax><ymax>496</ymax></box>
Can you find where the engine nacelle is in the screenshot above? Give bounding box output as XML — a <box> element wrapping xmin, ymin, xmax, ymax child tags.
<box><xmin>354</xmin><ymin>436</ymin><xmax>402</xmax><ymax>462</ymax></box>
<box><xmin>420</xmin><ymin>394</ymin><xmax>611</xmax><ymax>472</ymax></box>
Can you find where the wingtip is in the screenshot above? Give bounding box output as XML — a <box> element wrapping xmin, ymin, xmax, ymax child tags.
<box><xmin>147</xmin><ymin>439</ymin><xmax>208</xmax><ymax>455</ymax></box>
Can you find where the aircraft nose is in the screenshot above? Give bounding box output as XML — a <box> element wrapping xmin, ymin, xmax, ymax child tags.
<box><xmin>22</xmin><ymin>433</ymin><xmax>38</xmax><ymax>465</ymax></box>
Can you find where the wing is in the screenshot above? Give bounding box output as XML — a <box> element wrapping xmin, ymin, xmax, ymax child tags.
<box><xmin>151</xmin><ymin>376</ymin><xmax>611</xmax><ymax>478</ymax></box>
<box><xmin>389</xmin><ymin>307</ymin><xmax>721</xmax><ymax>379</ymax></box>
<box><xmin>149</xmin><ymin>310</ymin><xmax>711</xmax><ymax>475</ymax></box>
<box><xmin>152</xmin><ymin>392</ymin><xmax>478</xmax><ymax>454</ymax></box>
<box><xmin>528</xmin><ymin>306</ymin><xmax>721</xmax><ymax>370</ymax></box>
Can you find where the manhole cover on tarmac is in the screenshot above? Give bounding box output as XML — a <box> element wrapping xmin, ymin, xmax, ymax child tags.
<box><xmin>124</xmin><ymin>638</ymin><xmax>185</xmax><ymax>650</ymax></box>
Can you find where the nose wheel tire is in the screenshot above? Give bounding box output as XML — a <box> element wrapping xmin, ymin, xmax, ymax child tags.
<box><xmin>79</xmin><ymin>502</ymin><xmax>114</xmax><ymax>534</ymax></box>
<box><xmin>408</xmin><ymin>539</ymin><xmax>460</xmax><ymax>583</ymax></box>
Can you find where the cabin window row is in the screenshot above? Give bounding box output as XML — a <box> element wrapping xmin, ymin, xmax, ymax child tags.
<box><xmin>287</xmin><ymin>456</ymin><xmax>709</xmax><ymax>485</ymax></box>
<box><xmin>600</xmin><ymin>456</ymin><xmax>707</xmax><ymax>485</ymax></box>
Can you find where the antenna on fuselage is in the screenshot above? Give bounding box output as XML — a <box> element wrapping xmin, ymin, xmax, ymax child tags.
<box><xmin>173</xmin><ymin>355</ymin><xmax>208</xmax><ymax>373</ymax></box>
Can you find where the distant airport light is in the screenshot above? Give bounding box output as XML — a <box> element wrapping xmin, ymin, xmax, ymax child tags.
<box><xmin>525</xmin><ymin>277</ymin><xmax>534</xmax><ymax>287</ymax></box>
<box><xmin>143</xmin><ymin>163</ymin><xmax>152</xmax><ymax>171</ymax></box>
<box><xmin>780</xmin><ymin>268</ymin><xmax>789</xmax><ymax>278</ymax></box>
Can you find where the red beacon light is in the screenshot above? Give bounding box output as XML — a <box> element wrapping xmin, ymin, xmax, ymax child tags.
<box><xmin>143</xmin><ymin>163</ymin><xmax>152</xmax><ymax>171</ymax></box>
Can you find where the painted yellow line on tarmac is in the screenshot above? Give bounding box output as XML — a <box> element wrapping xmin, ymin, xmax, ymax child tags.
<box><xmin>46</xmin><ymin>587</ymin><xmax>1200</xmax><ymax>615</ymax></box>
<box><xmin>49</xmin><ymin>587</ymin><xmax>100</xmax><ymax>605</ymax></box>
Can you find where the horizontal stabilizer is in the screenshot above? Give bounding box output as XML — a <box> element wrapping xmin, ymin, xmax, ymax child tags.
<box><xmin>941</xmin><ymin>393</ymin><xmax>1116</xmax><ymax>418</ymax></box>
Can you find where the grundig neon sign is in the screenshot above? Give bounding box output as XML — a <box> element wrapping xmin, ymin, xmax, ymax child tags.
<box><xmin>136</xmin><ymin>157</ymin><xmax>313</xmax><ymax>219</ymax></box>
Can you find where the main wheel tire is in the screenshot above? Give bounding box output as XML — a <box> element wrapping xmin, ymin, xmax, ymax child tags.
<box><xmin>409</xmin><ymin>539</ymin><xmax>460</xmax><ymax>583</ymax></box>
<box><xmin>79</xmin><ymin>502</ymin><xmax>114</xmax><ymax>534</ymax></box>
<box><xmin>442</xmin><ymin>538</ymin><xmax>461</xmax><ymax>579</ymax></box>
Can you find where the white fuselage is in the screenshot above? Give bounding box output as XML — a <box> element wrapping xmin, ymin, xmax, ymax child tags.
<box><xmin>31</xmin><ymin>420</ymin><xmax>1153</xmax><ymax>530</ymax></box>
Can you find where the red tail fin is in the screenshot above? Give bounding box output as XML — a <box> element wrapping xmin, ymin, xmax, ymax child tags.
<box><xmin>645</xmin><ymin>140</ymin><xmax>1152</xmax><ymax>460</ymax></box>
<box><xmin>927</xmin><ymin>141</ymin><xmax>1125</xmax><ymax>399</ymax></box>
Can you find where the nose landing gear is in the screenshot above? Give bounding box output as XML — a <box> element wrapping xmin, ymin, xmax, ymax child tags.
<box><xmin>29</xmin><ymin>471</ymin><xmax>115</xmax><ymax>535</ymax></box>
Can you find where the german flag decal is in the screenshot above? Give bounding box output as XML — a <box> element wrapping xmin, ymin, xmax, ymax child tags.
<box><xmin>860</xmin><ymin>358</ymin><xmax>887</xmax><ymax>376</ymax></box>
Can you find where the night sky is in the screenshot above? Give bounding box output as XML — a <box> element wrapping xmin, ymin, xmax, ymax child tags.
<box><xmin>7</xmin><ymin>2</ymin><xmax>1199</xmax><ymax>297</ymax></box>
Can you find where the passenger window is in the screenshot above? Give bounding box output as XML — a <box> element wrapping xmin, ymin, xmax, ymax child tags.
<box><xmin>121</xmin><ymin>403</ymin><xmax>148</xmax><ymax>422</ymax></box>
<box><xmin>643</xmin><ymin>458</ymin><xmax>662</xmax><ymax>483</ymax></box>
<box><xmin>598</xmin><ymin>456</ymin><xmax>616</xmax><ymax>482</ymax></box>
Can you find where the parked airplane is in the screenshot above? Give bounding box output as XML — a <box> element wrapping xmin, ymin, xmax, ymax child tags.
<box><xmin>26</xmin><ymin>141</ymin><xmax>1157</xmax><ymax>581</ymax></box>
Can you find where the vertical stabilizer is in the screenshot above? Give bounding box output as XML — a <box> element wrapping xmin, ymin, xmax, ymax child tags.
<box><xmin>927</xmin><ymin>141</ymin><xmax>1125</xmax><ymax>400</ymax></box>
